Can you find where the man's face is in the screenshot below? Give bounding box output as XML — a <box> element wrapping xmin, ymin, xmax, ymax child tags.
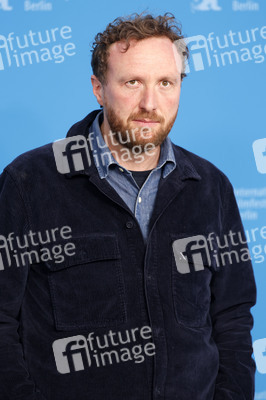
<box><xmin>94</xmin><ymin>36</ymin><xmax>183</xmax><ymax>150</ymax></box>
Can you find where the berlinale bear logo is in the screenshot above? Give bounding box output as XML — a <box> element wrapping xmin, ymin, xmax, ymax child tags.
<box><xmin>191</xmin><ymin>0</ymin><xmax>222</xmax><ymax>11</ymax></box>
<box><xmin>0</xmin><ymin>0</ymin><xmax>13</xmax><ymax>11</ymax></box>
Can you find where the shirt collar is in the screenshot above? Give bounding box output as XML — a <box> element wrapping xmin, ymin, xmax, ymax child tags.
<box><xmin>88</xmin><ymin>110</ymin><xmax>176</xmax><ymax>179</ymax></box>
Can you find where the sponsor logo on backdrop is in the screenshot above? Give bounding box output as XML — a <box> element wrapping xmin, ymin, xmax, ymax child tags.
<box><xmin>191</xmin><ymin>0</ymin><xmax>259</xmax><ymax>12</ymax></box>
<box><xmin>255</xmin><ymin>392</ymin><xmax>266</xmax><ymax>400</ymax></box>
<box><xmin>232</xmin><ymin>0</ymin><xmax>259</xmax><ymax>11</ymax></box>
<box><xmin>0</xmin><ymin>26</ymin><xmax>76</xmax><ymax>71</ymax></box>
<box><xmin>182</xmin><ymin>25</ymin><xmax>266</xmax><ymax>73</ymax></box>
<box><xmin>191</xmin><ymin>0</ymin><xmax>222</xmax><ymax>12</ymax></box>
<box><xmin>53</xmin><ymin>326</ymin><xmax>155</xmax><ymax>374</ymax></box>
<box><xmin>0</xmin><ymin>0</ymin><xmax>12</xmax><ymax>10</ymax></box>
<box><xmin>253</xmin><ymin>338</ymin><xmax>266</xmax><ymax>374</ymax></box>
<box><xmin>253</xmin><ymin>138</ymin><xmax>266</xmax><ymax>174</ymax></box>
<box><xmin>24</xmin><ymin>1</ymin><xmax>52</xmax><ymax>11</ymax></box>
<box><xmin>0</xmin><ymin>0</ymin><xmax>54</xmax><ymax>11</ymax></box>
<box><xmin>235</xmin><ymin>187</ymin><xmax>266</xmax><ymax>221</ymax></box>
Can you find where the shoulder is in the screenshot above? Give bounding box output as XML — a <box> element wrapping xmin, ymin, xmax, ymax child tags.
<box><xmin>172</xmin><ymin>143</ymin><xmax>232</xmax><ymax>188</ymax></box>
<box><xmin>3</xmin><ymin>142</ymin><xmax>55</xmax><ymax>183</ymax></box>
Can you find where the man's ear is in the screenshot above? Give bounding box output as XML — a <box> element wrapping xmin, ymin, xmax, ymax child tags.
<box><xmin>91</xmin><ymin>75</ymin><xmax>104</xmax><ymax>106</ymax></box>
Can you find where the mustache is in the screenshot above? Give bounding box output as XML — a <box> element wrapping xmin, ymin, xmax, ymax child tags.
<box><xmin>128</xmin><ymin>112</ymin><xmax>164</xmax><ymax>123</ymax></box>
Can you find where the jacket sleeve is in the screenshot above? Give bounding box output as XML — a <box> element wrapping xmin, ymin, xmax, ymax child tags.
<box><xmin>211</xmin><ymin>179</ymin><xmax>257</xmax><ymax>400</ymax></box>
<box><xmin>0</xmin><ymin>169</ymin><xmax>46</xmax><ymax>400</ymax></box>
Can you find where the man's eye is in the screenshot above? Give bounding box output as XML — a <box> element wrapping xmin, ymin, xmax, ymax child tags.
<box><xmin>127</xmin><ymin>80</ymin><xmax>138</xmax><ymax>86</ymax></box>
<box><xmin>161</xmin><ymin>81</ymin><xmax>171</xmax><ymax>87</ymax></box>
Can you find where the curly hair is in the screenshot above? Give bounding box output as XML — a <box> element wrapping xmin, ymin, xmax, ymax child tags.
<box><xmin>91</xmin><ymin>12</ymin><xmax>189</xmax><ymax>84</ymax></box>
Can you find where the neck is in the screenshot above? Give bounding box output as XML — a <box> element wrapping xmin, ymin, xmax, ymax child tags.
<box><xmin>100</xmin><ymin>119</ymin><xmax>160</xmax><ymax>171</ymax></box>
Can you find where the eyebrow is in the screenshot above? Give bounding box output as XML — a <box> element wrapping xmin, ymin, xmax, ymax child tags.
<box><xmin>160</xmin><ymin>76</ymin><xmax>180</xmax><ymax>83</ymax></box>
<box><xmin>118</xmin><ymin>75</ymin><xmax>180</xmax><ymax>83</ymax></box>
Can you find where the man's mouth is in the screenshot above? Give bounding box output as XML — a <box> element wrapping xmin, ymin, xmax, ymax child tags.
<box><xmin>132</xmin><ymin>119</ymin><xmax>160</xmax><ymax>124</ymax></box>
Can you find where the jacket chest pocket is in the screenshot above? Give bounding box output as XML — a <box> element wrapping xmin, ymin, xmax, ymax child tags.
<box><xmin>171</xmin><ymin>236</ymin><xmax>212</xmax><ymax>328</ymax></box>
<box><xmin>46</xmin><ymin>234</ymin><xmax>126</xmax><ymax>331</ymax></box>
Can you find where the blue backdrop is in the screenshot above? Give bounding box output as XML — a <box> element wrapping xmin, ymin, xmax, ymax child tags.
<box><xmin>0</xmin><ymin>0</ymin><xmax>265</xmax><ymax>396</ymax></box>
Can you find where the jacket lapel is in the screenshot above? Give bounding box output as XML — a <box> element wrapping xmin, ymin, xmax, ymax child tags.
<box><xmin>148</xmin><ymin>146</ymin><xmax>201</xmax><ymax>230</ymax></box>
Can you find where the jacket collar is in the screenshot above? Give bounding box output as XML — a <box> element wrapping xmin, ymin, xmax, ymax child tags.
<box><xmin>64</xmin><ymin>109</ymin><xmax>201</xmax><ymax>182</ymax></box>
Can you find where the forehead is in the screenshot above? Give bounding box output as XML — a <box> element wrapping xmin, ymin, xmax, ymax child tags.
<box><xmin>107</xmin><ymin>36</ymin><xmax>183</xmax><ymax>76</ymax></box>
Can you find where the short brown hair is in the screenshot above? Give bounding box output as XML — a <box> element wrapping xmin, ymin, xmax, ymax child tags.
<box><xmin>91</xmin><ymin>12</ymin><xmax>189</xmax><ymax>85</ymax></box>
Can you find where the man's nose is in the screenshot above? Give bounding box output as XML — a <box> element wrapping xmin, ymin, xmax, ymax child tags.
<box><xmin>139</xmin><ymin>86</ymin><xmax>158</xmax><ymax>112</ymax></box>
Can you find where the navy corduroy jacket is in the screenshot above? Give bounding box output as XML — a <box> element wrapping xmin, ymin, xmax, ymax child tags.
<box><xmin>0</xmin><ymin>110</ymin><xmax>256</xmax><ymax>399</ymax></box>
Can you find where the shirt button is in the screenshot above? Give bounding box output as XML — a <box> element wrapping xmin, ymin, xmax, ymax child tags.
<box><xmin>119</xmin><ymin>167</ymin><xmax>124</xmax><ymax>172</ymax></box>
<box><xmin>138</xmin><ymin>196</ymin><xmax>142</xmax><ymax>203</ymax></box>
<box><xmin>126</xmin><ymin>221</ymin><xmax>134</xmax><ymax>229</ymax></box>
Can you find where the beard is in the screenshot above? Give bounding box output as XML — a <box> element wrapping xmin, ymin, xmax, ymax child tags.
<box><xmin>103</xmin><ymin>98</ymin><xmax>178</xmax><ymax>152</ymax></box>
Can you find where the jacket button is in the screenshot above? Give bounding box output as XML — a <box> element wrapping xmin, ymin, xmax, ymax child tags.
<box><xmin>126</xmin><ymin>221</ymin><xmax>134</xmax><ymax>229</ymax></box>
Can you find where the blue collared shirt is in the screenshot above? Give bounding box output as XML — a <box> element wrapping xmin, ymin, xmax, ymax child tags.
<box><xmin>88</xmin><ymin>111</ymin><xmax>176</xmax><ymax>241</ymax></box>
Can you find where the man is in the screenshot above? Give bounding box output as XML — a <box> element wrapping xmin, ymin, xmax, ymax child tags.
<box><xmin>0</xmin><ymin>13</ymin><xmax>256</xmax><ymax>400</ymax></box>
